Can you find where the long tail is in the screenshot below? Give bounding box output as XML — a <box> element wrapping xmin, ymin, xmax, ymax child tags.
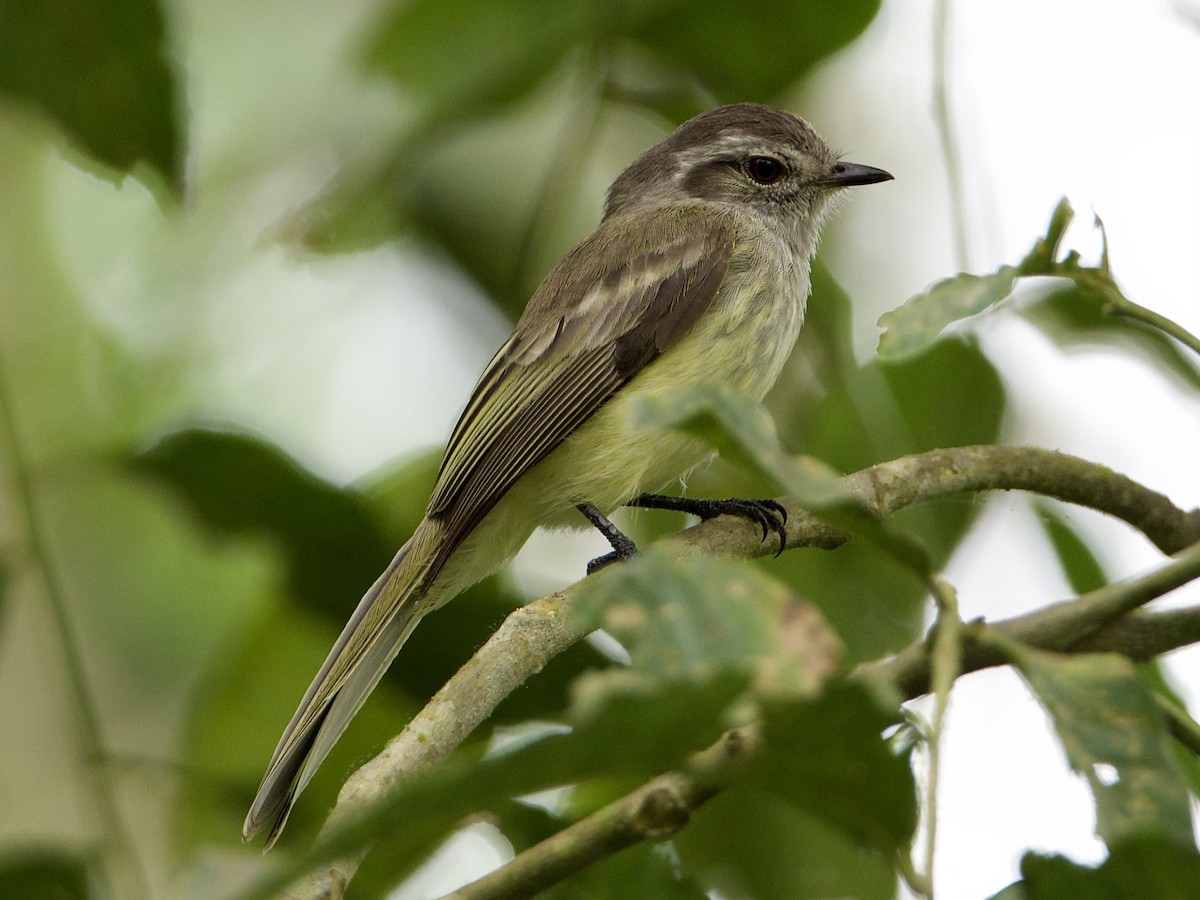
<box><xmin>243</xmin><ymin>518</ymin><xmax>446</xmax><ymax>848</ymax></box>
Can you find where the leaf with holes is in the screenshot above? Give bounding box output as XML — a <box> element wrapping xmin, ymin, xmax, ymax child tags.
<box><xmin>1002</xmin><ymin>642</ymin><xmax>1194</xmax><ymax>848</ymax></box>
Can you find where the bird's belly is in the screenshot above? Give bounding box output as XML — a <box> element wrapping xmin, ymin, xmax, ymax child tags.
<box><xmin>493</xmin><ymin>277</ymin><xmax>804</xmax><ymax>530</ymax></box>
<box><xmin>438</xmin><ymin>270</ymin><xmax>806</xmax><ymax>595</ymax></box>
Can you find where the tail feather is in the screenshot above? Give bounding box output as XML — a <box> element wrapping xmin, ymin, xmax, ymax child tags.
<box><xmin>243</xmin><ymin>522</ymin><xmax>443</xmax><ymax>846</ymax></box>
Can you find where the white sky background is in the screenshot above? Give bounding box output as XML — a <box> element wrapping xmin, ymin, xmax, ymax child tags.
<box><xmin>50</xmin><ymin>0</ymin><xmax>1199</xmax><ymax>896</ymax></box>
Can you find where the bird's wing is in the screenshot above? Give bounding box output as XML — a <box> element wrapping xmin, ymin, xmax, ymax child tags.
<box><xmin>427</xmin><ymin>203</ymin><xmax>735</xmax><ymax>550</ymax></box>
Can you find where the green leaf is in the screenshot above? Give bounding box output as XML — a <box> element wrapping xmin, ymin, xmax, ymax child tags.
<box><xmin>775</xmin><ymin>321</ymin><xmax>1006</xmax><ymax>663</ymax></box>
<box><xmin>245</xmin><ymin>676</ymin><xmax>752</xmax><ymax>898</ymax></box>
<box><xmin>341</xmin><ymin>0</ymin><xmax>885</xmax><ymax>286</ymax></box>
<box><xmin>130</xmin><ymin>427</ymin><xmax>393</xmax><ymax>620</ymax></box>
<box><xmin>1016</xmin><ymin>196</ymin><xmax>1075</xmax><ymax>272</ymax></box>
<box><xmin>675</xmin><ymin>791</ymin><xmax>897</xmax><ymax>900</ymax></box>
<box><xmin>1136</xmin><ymin>663</ymin><xmax>1200</xmax><ymax>800</ymax></box>
<box><xmin>1021</xmin><ymin>285</ymin><xmax>1200</xmax><ymax>391</ymax></box>
<box><xmin>738</xmin><ymin>683</ymin><xmax>918</xmax><ymax>853</ymax></box>
<box><xmin>876</xmin><ymin>198</ymin><xmax>1200</xmax><ymax>388</ymax></box>
<box><xmin>986</xmin><ymin>883</ymin><xmax>1027</xmax><ymax>900</ymax></box>
<box><xmin>1003</xmin><ymin>644</ymin><xmax>1194</xmax><ymax>848</ymax></box>
<box><xmin>1018</xmin><ymin>200</ymin><xmax>1200</xmax><ymax>388</ymax></box>
<box><xmin>796</xmin><ymin>334</ymin><xmax>1007</xmax><ymax>571</ymax></box>
<box><xmin>628</xmin><ymin>383</ymin><xmax>836</xmax><ymax>502</ymax></box>
<box><xmin>0</xmin><ymin>0</ymin><xmax>182</xmax><ymax>192</ymax></box>
<box><xmin>366</xmin><ymin>0</ymin><xmax>881</xmax><ymax>122</ymax></box>
<box><xmin>182</xmin><ymin>606</ymin><xmax>421</xmax><ymax>850</ymax></box>
<box><xmin>632</xmin><ymin>0</ymin><xmax>882</xmax><ymax>102</ymax></box>
<box><xmin>877</xmin><ymin>266</ymin><xmax>1019</xmax><ymax>361</ymax></box>
<box><xmin>1034</xmin><ymin>500</ymin><xmax>1108</xmax><ymax>594</ymax></box>
<box><xmin>571</xmin><ymin>548</ymin><xmax>843</xmax><ymax>700</ymax></box>
<box><xmin>1019</xmin><ymin>836</ymin><xmax>1200</xmax><ymax>899</ymax></box>
<box><xmin>0</xmin><ymin>849</ymin><xmax>89</xmax><ymax>900</ymax></box>
<box><xmin>366</xmin><ymin>0</ymin><xmax>591</xmax><ymax>120</ymax></box>
<box><xmin>243</xmin><ymin>552</ymin><xmax>804</xmax><ymax>892</ymax></box>
<box><xmin>541</xmin><ymin>842</ymin><xmax>710</xmax><ymax>900</ymax></box>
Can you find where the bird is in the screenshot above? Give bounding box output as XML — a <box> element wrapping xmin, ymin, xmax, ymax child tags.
<box><xmin>244</xmin><ymin>102</ymin><xmax>892</xmax><ymax>846</ymax></box>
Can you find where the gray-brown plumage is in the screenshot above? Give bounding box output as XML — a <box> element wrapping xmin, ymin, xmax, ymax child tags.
<box><xmin>244</xmin><ymin>103</ymin><xmax>891</xmax><ymax>846</ymax></box>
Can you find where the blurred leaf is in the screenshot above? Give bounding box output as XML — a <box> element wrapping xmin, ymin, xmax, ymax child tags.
<box><xmin>490</xmin><ymin>798</ymin><xmax>564</xmax><ymax>851</ymax></box>
<box><xmin>131</xmin><ymin>428</ymin><xmax>392</xmax><ymax>619</ymax></box>
<box><xmin>868</xmin><ymin>339</ymin><xmax>1005</xmax><ymax>470</ymax></box>
<box><xmin>335</xmin><ymin>0</ymin><xmax>884</xmax><ymax>297</ymax></box>
<box><xmin>1019</xmin><ymin>203</ymin><xmax>1200</xmax><ymax>388</ymax></box>
<box><xmin>0</xmin><ymin>850</ymin><xmax>89</xmax><ymax>900</ymax></box>
<box><xmin>738</xmin><ymin>683</ymin><xmax>917</xmax><ymax>853</ymax></box>
<box><xmin>1136</xmin><ymin>663</ymin><xmax>1200</xmax><ymax>801</ymax></box>
<box><xmin>1018</xmin><ymin>196</ymin><xmax>1075</xmax><ymax>271</ymax></box>
<box><xmin>796</xmin><ymin>335</ymin><xmax>1006</xmax><ymax>554</ymax></box>
<box><xmin>1004</xmin><ymin>644</ymin><xmax>1194</xmax><ymax>848</ymax></box>
<box><xmin>258</xmin><ymin>674</ymin><xmax>752</xmax><ymax>895</ymax></box>
<box><xmin>987</xmin><ymin>883</ymin><xmax>1027</xmax><ymax>900</ymax></box>
<box><xmin>0</xmin><ymin>0</ymin><xmax>182</xmax><ymax>192</ymax></box>
<box><xmin>367</xmin><ymin>0</ymin><xmax>592</xmax><ymax>121</ymax></box>
<box><xmin>554</xmin><ymin>673</ymin><xmax>752</xmax><ymax>775</ymax></box>
<box><xmin>541</xmin><ymin>843</ymin><xmax>710</xmax><ymax>900</ymax></box>
<box><xmin>830</xmin><ymin>339</ymin><xmax>1004</xmax><ymax>561</ymax></box>
<box><xmin>183</xmin><ymin>606</ymin><xmax>422</xmax><ymax>852</ymax></box>
<box><xmin>628</xmin><ymin>383</ymin><xmax>932</xmax><ymax>578</ymax></box>
<box><xmin>631</xmin><ymin>0</ymin><xmax>881</xmax><ymax>102</ymax></box>
<box><xmin>1018</xmin><ymin>836</ymin><xmax>1200</xmax><ymax>899</ymax></box>
<box><xmin>771</xmin><ymin>337</ymin><xmax>1005</xmax><ymax>662</ymax></box>
<box><xmin>154</xmin><ymin>429</ymin><xmax>607</xmax><ymax>859</ymax></box>
<box><xmin>1022</xmin><ymin>285</ymin><xmax>1200</xmax><ymax>391</ymax></box>
<box><xmin>357</xmin><ymin>448</ymin><xmax>443</xmax><ymax>539</ymax></box>
<box><xmin>675</xmin><ymin>791</ymin><xmax>896</xmax><ymax>899</ymax></box>
<box><xmin>572</xmin><ymin>548</ymin><xmax>843</xmax><ymax>701</ymax></box>
<box><xmin>770</xmin><ymin>541</ymin><xmax>927</xmax><ymax>665</ymax></box>
<box><xmin>366</xmin><ymin>0</ymin><xmax>881</xmax><ymax>123</ymax></box>
<box><xmin>1034</xmin><ymin>501</ymin><xmax>1108</xmax><ymax>595</ymax></box>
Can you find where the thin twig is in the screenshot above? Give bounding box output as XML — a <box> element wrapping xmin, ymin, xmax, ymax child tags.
<box><xmin>860</xmin><ymin>541</ymin><xmax>1200</xmax><ymax>698</ymax></box>
<box><xmin>1154</xmin><ymin>691</ymin><xmax>1200</xmax><ymax>758</ymax></box>
<box><xmin>0</xmin><ymin>351</ymin><xmax>146</xmax><ymax>899</ymax></box>
<box><xmin>932</xmin><ymin>0</ymin><xmax>970</xmax><ymax>271</ymax></box>
<box><xmin>922</xmin><ymin>579</ymin><xmax>962</xmax><ymax>900</ymax></box>
<box><xmin>1105</xmin><ymin>293</ymin><xmax>1200</xmax><ymax>358</ymax></box>
<box><xmin>440</xmin><ymin>726</ymin><xmax>761</xmax><ymax>900</ymax></box>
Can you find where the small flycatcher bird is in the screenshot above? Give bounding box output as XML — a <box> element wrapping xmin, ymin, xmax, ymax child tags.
<box><xmin>244</xmin><ymin>103</ymin><xmax>891</xmax><ymax>845</ymax></box>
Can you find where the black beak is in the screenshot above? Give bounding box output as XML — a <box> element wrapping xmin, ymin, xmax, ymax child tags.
<box><xmin>815</xmin><ymin>161</ymin><xmax>893</xmax><ymax>188</ymax></box>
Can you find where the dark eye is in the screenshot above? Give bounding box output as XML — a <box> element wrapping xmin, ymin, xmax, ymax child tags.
<box><xmin>746</xmin><ymin>156</ymin><xmax>785</xmax><ymax>185</ymax></box>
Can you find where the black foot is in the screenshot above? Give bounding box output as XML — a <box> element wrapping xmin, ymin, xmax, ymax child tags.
<box><xmin>628</xmin><ymin>493</ymin><xmax>788</xmax><ymax>556</ymax></box>
<box><xmin>577</xmin><ymin>503</ymin><xmax>639</xmax><ymax>574</ymax></box>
